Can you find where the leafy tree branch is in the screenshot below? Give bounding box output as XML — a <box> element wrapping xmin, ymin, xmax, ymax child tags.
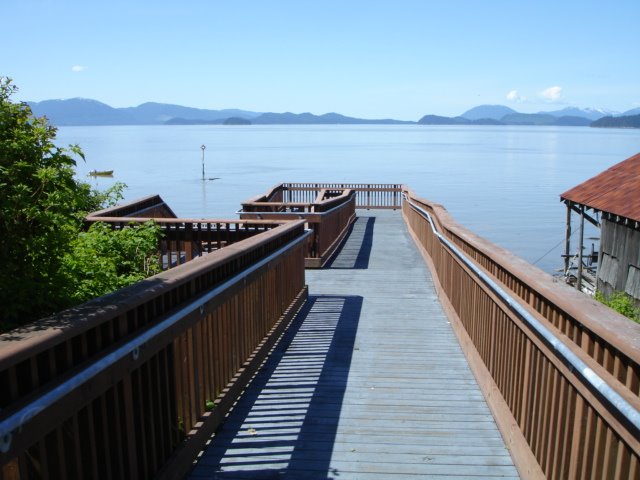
<box><xmin>0</xmin><ymin>77</ymin><xmax>162</xmax><ymax>331</ymax></box>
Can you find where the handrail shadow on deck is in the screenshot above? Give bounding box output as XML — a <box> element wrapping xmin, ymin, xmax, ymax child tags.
<box><xmin>191</xmin><ymin>294</ymin><xmax>363</xmax><ymax>479</ymax></box>
<box><xmin>324</xmin><ymin>216</ymin><xmax>375</xmax><ymax>269</ymax></box>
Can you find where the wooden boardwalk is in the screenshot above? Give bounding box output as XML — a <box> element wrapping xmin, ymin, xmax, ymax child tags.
<box><xmin>189</xmin><ymin>210</ymin><xmax>518</xmax><ymax>479</ymax></box>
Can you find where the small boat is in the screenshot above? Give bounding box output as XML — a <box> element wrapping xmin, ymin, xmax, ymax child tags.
<box><xmin>88</xmin><ymin>170</ymin><xmax>114</xmax><ymax>177</ymax></box>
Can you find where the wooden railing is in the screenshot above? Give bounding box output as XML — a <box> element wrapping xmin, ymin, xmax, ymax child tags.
<box><xmin>0</xmin><ymin>221</ymin><xmax>309</xmax><ymax>480</ymax></box>
<box><xmin>88</xmin><ymin>195</ymin><xmax>178</xmax><ymax>219</ymax></box>
<box><xmin>85</xmin><ymin>216</ymin><xmax>286</xmax><ymax>270</ymax></box>
<box><xmin>278</xmin><ymin>183</ymin><xmax>402</xmax><ymax>209</ymax></box>
<box><xmin>402</xmin><ymin>188</ymin><xmax>640</xmax><ymax>479</ymax></box>
<box><xmin>239</xmin><ymin>184</ymin><xmax>357</xmax><ymax>267</ymax></box>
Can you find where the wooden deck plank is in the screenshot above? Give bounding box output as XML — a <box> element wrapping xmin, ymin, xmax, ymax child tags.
<box><xmin>189</xmin><ymin>210</ymin><xmax>518</xmax><ymax>479</ymax></box>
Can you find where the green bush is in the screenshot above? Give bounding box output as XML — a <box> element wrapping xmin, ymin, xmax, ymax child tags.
<box><xmin>1</xmin><ymin>78</ymin><xmax>87</xmax><ymax>325</ymax></box>
<box><xmin>61</xmin><ymin>220</ymin><xmax>162</xmax><ymax>304</ymax></box>
<box><xmin>0</xmin><ymin>77</ymin><xmax>162</xmax><ymax>331</ymax></box>
<box><xmin>594</xmin><ymin>291</ymin><xmax>640</xmax><ymax>323</ymax></box>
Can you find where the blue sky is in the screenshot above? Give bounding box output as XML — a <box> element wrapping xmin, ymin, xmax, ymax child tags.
<box><xmin>4</xmin><ymin>0</ymin><xmax>639</xmax><ymax>120</ymax></box>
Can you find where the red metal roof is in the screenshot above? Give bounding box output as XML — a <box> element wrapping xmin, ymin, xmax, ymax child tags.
<box><xmin>560</xmin><ymin>153</ymin><xmax>640</xmax><ymax>222</ymax></box>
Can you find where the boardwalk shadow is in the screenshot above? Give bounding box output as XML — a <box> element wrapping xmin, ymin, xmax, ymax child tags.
<box><xmin>191</xmin><ymin>295</ymin><xmax>363</xmax><ymax>479</ymax></box>
<box><xmin>324</xmin><ymin>216</ymin><xmax>375</xmax><ymax>269</ymax></box>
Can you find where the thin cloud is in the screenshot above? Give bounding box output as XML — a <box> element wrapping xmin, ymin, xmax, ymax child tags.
<box><xmin>71</xmin><ymin>65</ymin><xmax>87</xmax><ymax>72</ymax></box>
<box><xmin>506</xmin><ymin>90</ymin><xmax>525</xmax><ymax>102</ymax></box>
<box><xmin>539</xmin><ymin>86</ymin><xmax>562</xmax><ymax>102</ymax></box>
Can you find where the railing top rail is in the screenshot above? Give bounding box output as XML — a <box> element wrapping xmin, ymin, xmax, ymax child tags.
<box><xmin>239</xmin><ymin>202</ymin><xmax>312</xmax><ymax>208</ymax></box>
<box><xmin>314</xmin><ymin>188</ymin><xmax>355</xmax><ymax>207</ymax></box>
<box><xmin>84</xmin><ymin>216</ymin><xmax>289</xmax><ymax>226</ymax></box>
<box><xmin>0</xmin><ymin>220</ymin><xmax>306</xmax><ymax>368</ymax></box>
<box><xmin>88</xmin><ymin>194</ymin><xmax>177</xmax><ymax>218</ymax></box>
<box><xmin>282</xmin><ymin>182</ymin><xmax>403</xmax><ymax>188</ymax></box>
<box><xmin>238</xmin><ymin>191</ymin><xmax>356</xmax><ymax>217</ymax></box>
<box><xmin>403</xmin><ymin>194</ymin><xmax>640</xmax><ymax>433</ymax></box>
<box><xmin>240</xmin><ymin>186</ymin><xmax>355</xmax><ymax>208</ymax></box>
<box><xmin>240</xmin><ymin>183</ymin><xmax>285</xmax><ymax>204</ymax></box>
<box><xmin>0</xmin><ymin>227</ymin><xmax>311</xmax><ymax>452</ymax></box>
<box><xmin>282</xmin><ymin>183</ymin><xmax>403</xmax><ymax>193</ymax></box>
<box><xmin>402</xmin><ymin>187</ymin><xmax>640</xmax><ymax>363</ymax></box>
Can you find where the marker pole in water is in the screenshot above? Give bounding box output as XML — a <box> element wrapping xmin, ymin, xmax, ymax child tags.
<box><xmin>201</xmin><ymin>144</ymin><xmax>206</xmax><ymax>180</ymax></box>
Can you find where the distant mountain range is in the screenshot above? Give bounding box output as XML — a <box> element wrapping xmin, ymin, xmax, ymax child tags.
<box><xmin>460</xmin><ymin>105</ymin><xmax>518</xmax><ymax>121</ymax></box>
<box><xmin>166</xmin><ymin>111</ymin><xmax>413</xmax><ymax>125</ymax></box>
<box><xmin>26</xmin><ymin>98</ymin><xmax>640</xmax><ymax>128</ymax></box>
<box><xmin>26</xmin><ymin>98</ymin><xmax>412</xmax><ymax>126</ymax></box>
<box><xmin>28</xmin><ymin>99</ymin><xmax>261</xmax><ymax>126</ymax></box>
<box><xmin>591</xmin><ymin>114</ymin><xmax>640</xmax><ymax>129</ymax></box>
<box><xmin>418</xmin><ymin>104</ymin><xmax>636</xmax><ymax>127</ymax></box>
<box><xmin>416</xmin><ymin>115</ymin><xmax>503</xmax><ymax>126</ymax></box>
<box><xmin>460</xmin><ymin>105</ymin><xmax>620</xmax><ymax>122</ymax></box>
<box><xmin>417</xmin><ymin>113</ymin><xmax>592</xmax><ymax>126</ymax></box>
<box><xmin>252</xmin><ymin>112</ymin><xmax>413</xmax><ymax>125</ymax></box>
<box><xmin>624</xmin><ymin>107</ymin><xmax>640</xmax><ymax>116</ymax></box>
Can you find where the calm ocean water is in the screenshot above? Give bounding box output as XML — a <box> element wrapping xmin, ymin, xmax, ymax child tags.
<box><xmin>56</xmin><ymin>125</ymin><xmax>640</xmax><ymax>274</ymax></box>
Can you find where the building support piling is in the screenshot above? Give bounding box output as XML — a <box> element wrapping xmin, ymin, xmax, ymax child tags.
<box><xmin>577</xmin><ymin>205</ymin><xmax>585</xmax><ymax>291</ymax></box>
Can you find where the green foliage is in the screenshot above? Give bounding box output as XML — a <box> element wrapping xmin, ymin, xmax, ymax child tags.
<box><xmin>60</xmin><ymin>221</ymin><xmax>162</xmax><ymax>304</ymax></box>
<box><xmin>178</xmin><ymin>417</ymin><xmax>184</xmax><ymax>434</ymax></box>
<box><xmin>205</xmin><ymin>399</ymin><xmax>215</xmax><ymax>411</ymax></box>
<box><xmin>594</xmin><ymin>291</ymin><xmax>640</xmax><ymax>323</ymax></box>
<box><xmin>87</xmin><ymin>181</ymin><xmax>127</xmax><ymax>210</ymax></box>
<box><xmin>0</xmin><ymin>78</ymin><xmax>162</xmax><ymax>331</ymax></box>
<box><xmin>0</xmin><ymin>77</ymin><xmax>90</xmax><ymax>325</ymax></box>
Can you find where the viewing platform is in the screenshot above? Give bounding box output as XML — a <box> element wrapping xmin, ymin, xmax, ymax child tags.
<box><xmin>1</xmin><ymin>184</ymin><xmax>638</xmax><ymax>480</ymax></box>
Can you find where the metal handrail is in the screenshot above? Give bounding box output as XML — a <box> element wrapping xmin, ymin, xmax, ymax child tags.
<box><xmin>0</xmin><ymin>229</ymin><xmax>312</xmax><ymax>453</ymax></box>
<box><xmin>403</xmin><ymin>194</ymin><xmax>640</xmax><ymax>432</ymax></box>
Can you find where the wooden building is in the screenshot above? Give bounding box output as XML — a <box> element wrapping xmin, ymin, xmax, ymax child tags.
<box><xmin>560</xmin><ymin>152</ymin><xmax>640</xmax><ymax>302</ymax></box>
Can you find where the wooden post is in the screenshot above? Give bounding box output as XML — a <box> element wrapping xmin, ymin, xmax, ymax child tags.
<box><xmin>577</xmin><ymin>205</ymin><xmax>585</xmax><ymax>291</ymax></box>
<box><xmin>200</xmin><ymin>144</ymin><xmax>206</xmax><ymax>181</ymax></box>
<box><xmin>564</xmin><ymin>202</ymin><xmax>572</xmax><ymax>275</ymax></box>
